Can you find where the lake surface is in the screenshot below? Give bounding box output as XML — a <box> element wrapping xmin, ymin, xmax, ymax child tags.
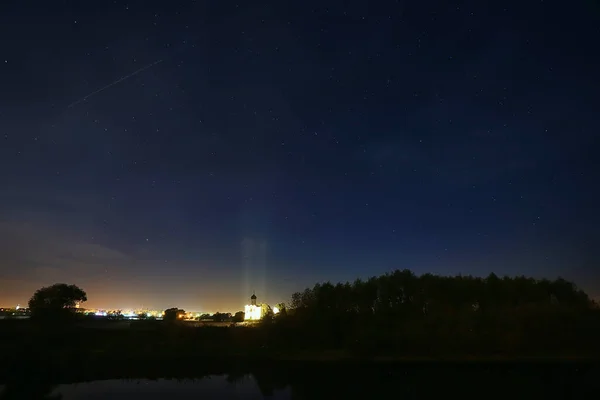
<box><xmin>1</xmin><ymin>364</ymin><xmax>598</xmax><ymax>399</ymax></box>
<box><xmin>2</xmin><ymin>376</ymin><xmax>290</xmax><ymax>400</ymax></box>
<box><xmin>51</xmin><ymin>376</ymin><xmax>290</xmax><ymax>400</ymax></box>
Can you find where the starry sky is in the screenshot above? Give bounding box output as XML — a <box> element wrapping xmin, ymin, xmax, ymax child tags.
<box><xmin>0</xmin><ymin>0</ymin><xmax>598</xmax><ymax>311</ymax></box>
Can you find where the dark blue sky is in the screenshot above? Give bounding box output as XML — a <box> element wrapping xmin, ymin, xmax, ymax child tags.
<box><xmin>0</xmin><ymin>0</ymin><xmax>598</xmax><ymax>311</ymax></box>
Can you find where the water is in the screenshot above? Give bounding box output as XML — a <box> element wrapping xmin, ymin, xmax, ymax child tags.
<box><xmin>51</xmin><ymin>377</ymin><xmax>290</xmax><ymax>400</ymax></box>
<box><xmin>3</xmin><ymin>376</ymin><xmax>289</xmax><ymax>400</ymax></box>
<box><xmin>1</xmin><ymin>364</ymin><xmax>598</xmax><ymax>399</ymax></box>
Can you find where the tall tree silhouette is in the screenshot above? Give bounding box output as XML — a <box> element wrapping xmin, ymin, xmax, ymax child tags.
<box><xmin>28</xmin><ymin>284</ymin><xmax>87</xmax><ymax>322</ymax></box>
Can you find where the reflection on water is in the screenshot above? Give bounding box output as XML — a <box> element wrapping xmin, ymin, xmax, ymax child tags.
<box><xmin>1</xmin><ymin>364</ymin><xmax>599</xmax><ymax>399</ymax></box>
<box><xmin>0</xmin><ymin>377</ymin><xmax>289</xmax><ymax>400</ymax></box>
<box><xmin>54</xmin><ymin>377</ymin><xmax>289</xmax><ymax>400</ymax></box>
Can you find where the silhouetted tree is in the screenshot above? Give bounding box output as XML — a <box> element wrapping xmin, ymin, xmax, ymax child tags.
<box><xmin>275</xmin><ymin>302</ymin><xmax>287</xmax><ymax>317</ymax></box>
<box><xmin>212</xmin><ymin>312</ymin><xmax>232</xmax><ymax>322</ymax></box>
<box><xmin>28</xmin><ymin>283</ymin><xmax>87</xmax><ymax>322</ymax></box>
<box><xmin>260</xmin><ymin>307</ymin><xmax>275</xmax><ymax>325</ymax></box>
<box><xmin>233</xmin><ymin>311</ymin><xmax>245</xmax><ymax>322</ymax></box>
<box><xmin>164</xmin><ymin>308</ymin><xmax>185</xmax><ymax>323</ymax></box>
<box><xmin>108</xmin><ymin>311</ymin><xmax>124</xmax><ymax>320</ymax></box>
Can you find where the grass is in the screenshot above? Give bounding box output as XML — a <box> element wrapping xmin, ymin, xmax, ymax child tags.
<box><xmin>1</xmin><ymin>318</ymin><xmax>598</xmax><ymax>379</ymax></box>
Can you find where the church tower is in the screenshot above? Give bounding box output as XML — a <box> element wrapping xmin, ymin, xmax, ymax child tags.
<box><xmin>245</xmin><ymin>292</ymin><xmax>262</xmax><ymax>321</ymax></box>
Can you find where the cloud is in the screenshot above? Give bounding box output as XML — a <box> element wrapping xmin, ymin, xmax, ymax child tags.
<box><xmin>0</xmin><ymin>219</ymin><xmax>131</xmax><ymax>283</ymax></box>
<box><xmin>0</xmin><ymin>213</ymin><xmax>251</xmax><ymax>310</ymax></box>
<box><xmin>0</xmin><ymin>215</ymin><xmax>144</xmax><ymax>307</ymax></box>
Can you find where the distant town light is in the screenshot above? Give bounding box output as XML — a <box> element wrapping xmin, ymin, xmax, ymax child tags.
<box><xmin>273</xmin><ymin>306</ymin><xmax>279</xmax><ymax>314</ymax></box>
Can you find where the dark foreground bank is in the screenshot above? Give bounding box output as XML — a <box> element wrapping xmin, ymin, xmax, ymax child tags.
<box><xmin>2</xmin><ymin>317</ymin><xmax>600</xmax><ymax>368</ymax></box>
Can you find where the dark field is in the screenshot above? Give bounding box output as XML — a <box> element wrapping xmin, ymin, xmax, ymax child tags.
<box><xmin>2</xmin><ymin>317</ymin><xmax>598</xmax><ymax>367</ymax></box>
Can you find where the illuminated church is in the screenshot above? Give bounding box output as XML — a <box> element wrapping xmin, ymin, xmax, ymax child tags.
<box><xmin>244</xmin><ymin>292</ymin><xmax>268</xmax><ymax>321</ymax></box>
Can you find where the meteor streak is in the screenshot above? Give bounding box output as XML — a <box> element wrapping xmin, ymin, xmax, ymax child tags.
<box><xmin>67</xmin><ymin>59</ymin><xmax>163</xmax><ymax>108</ymax></box>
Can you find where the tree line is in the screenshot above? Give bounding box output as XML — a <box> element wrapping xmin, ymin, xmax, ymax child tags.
<box><xmin>288</xmin><ymin>269</ymin><xmax>594</xmax><ymax>314</ymax></box>
<box><xmin>269</xmin><ymin>270</ymin><xmax>600</xmax><ymax>357</ymax></box>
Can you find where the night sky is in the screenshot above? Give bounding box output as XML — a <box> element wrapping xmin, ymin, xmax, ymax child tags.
<box><xmin>1</xmin><ymin>1</ymin><xmax>598</xmax><ymax>311</ymax></box>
